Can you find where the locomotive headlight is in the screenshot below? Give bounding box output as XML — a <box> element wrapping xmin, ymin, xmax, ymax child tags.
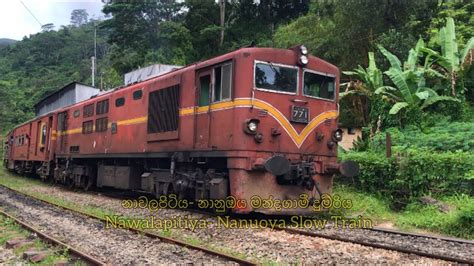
<box><xmin>244</xmin><ymin>119</ymin><xmax>260</xmax><ymax>135</ymax></box>
<box><xmin>299</xmin><ymin>55</ymin><xmax>309</xmax><ymax>65</ymax></box>
<box><xmin>332</xmin><ymin>129</ymin><xmax>343</xmax><ymax>142</ymax></box>
<box><xmin>247</xmin><ymin>121</ymin><xmax>258</xmax><ymax>132</ymax></box>
<box><xmin>300</xmin><ymin>45</ymin><xmax>308</xmax><ymax>55</ymax></box>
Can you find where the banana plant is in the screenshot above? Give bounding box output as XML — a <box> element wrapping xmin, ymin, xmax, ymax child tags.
<box><xmin>421</xmin><ymin>17</ymin><xmax>474</xmax><ymax>96</ymax></box>
<box><xmin>376</xmin><ymin>40</ymin><xmax>460</xmax><ymax>115</ymax></box>
<box><xmin>340</xmin><ymin>52</ymin><xmax>383</xmax><ymax>126</ymax></box>
<box><xmin>341</xmin><ymin>52</ymin><xmax>383</xmax><ymax>98</ymax></box>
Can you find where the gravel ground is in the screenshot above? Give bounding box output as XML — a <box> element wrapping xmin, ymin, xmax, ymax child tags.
<box><xmin>0</xmin><ymin>245</ymin><xmax>19</xmax><ymax>264</ymax></box>
<box><xmin>0</xmin><ymin>186</ymin><xmax>233</xmax><ymax>265</ymax></box>
<box><xmin>9</xmin><ymin>184</ymin><xmax>454</xmax><ymax>264</ymax></box>
<box><xmin>299</xmin><ymin>223</ymin><xmax>474</xmax><ymax>263</ymax></box>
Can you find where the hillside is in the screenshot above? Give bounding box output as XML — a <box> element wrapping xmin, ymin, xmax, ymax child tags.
<box><xmin>0</xmin><ymin>23</ymin><xmax>116</xmax><ymax>132</ymax></box>
<box><xmin>0</xmin><ymin>38</ymin><xmax>17</xmax><ymax>48</ymax></box>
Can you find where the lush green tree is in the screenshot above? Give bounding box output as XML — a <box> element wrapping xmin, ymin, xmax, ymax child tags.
<box><xmin>101</xmin><ymin>0</ymin><xmax>185</xmax><ymax>72</ymax></box>
<box><xmin>274</xmin><ymin>0</ymin><xmax>439</xmax><ymax>70</ymax></box>
<box><xmin>0</xmin><ymin>21</ymin><xmax>111</xmax><ymax>132</ymax></box>
<box><xmin>428</xmin><ymin>0</ymin><xmax>474</xmax><ymax>44</ymax></box>
<box><xmin>341</xmin><ymin>52</ymin><xmax>383</xmax><ymax>126</ymax></box>
<box><xmin>375</xmin><ymin>41</ymin><xmax>459</xmax><ymax>124</ymax></box>
<box><xmin>41</xmin><ymin>23</ymin><xmax>55</xmax><ymax>32</ymax></box>
<box><xmin>422</xmin><ymin>18</ymin><xmax>474</xmax><ymax>97</ymax></box>
<box><xmin>70</xmin><ymin>9</ymin><xmax>89</xmax><ymax>27</ymax></box>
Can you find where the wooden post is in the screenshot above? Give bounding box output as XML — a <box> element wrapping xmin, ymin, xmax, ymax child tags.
<box><xmin>386</xmin><ymin>132</ymin><xmax>392</xmax><ymax>158</ymax></box>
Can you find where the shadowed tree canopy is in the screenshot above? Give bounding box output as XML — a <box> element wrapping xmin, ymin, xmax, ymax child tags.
<box><xmin>274</xmin><ymin>0</ymin><xmax>440</xmax><ymax>70</ymax></box>
<box><xmin>70</xmin><ymin>9</ymin><xmax>89</xmax><ymax>27</ymax></box>
<box><xmin>101</xmin><ymin>0</ymin><xmax>310</xmax><ymax>72</ymax></box>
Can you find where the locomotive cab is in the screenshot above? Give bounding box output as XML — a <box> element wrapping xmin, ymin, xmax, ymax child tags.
<box><xmin>215</xmin><ymin>45</ymin><xmax>359</xmax><ymax>214</ymax></box>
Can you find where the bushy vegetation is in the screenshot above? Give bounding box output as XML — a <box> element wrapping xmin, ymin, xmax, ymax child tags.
<box><xmin>340</xmin><ymin>149</ymin><xmax>474</xmax><ymax>206</ymax></box>
<box><xmin>370</xmin><ymin>121</ymin><xmax>474</xmax><ymax>152</ymax></box>
<box><xmin>334</xmin><ymin>185</ymin><xmax>474</xmax><ymax>239</ymax></box>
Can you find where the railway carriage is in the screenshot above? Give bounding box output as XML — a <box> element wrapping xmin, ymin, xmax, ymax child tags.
<box><xmin>3</xmin><ymin>46</ymin><xmax>357</xmax><ymax>214</ymax></box>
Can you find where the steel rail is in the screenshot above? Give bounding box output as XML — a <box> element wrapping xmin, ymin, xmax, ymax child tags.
<box><xmin>0</xmin><ymin>184</ymin><xmax>257</xmax><ymax>266</ymax></box>
<box><xmin>88</xmin><ymin>190</ymin><xmax>474</xmax><ymax>264</ymax></box>
<box><xmin>150</xmin><ymin>206</ymin><xmax>474</xmax><ymax>264</ymax></box>
<box><xmin>0</xmin><ymin>208</ymin><xmax>105</xmax><ymax>266</ymax></box>
<box><xmin>276</xmin><ymin>226</ymin><xmax>474</xmax><ymax>264</ymax></box>
<box><xmin>370</xmin><ymin>227</ymin><xmax>474</xmax><ymax>245</ymax></box>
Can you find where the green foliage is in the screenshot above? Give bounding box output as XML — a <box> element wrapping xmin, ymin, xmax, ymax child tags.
<box><xmin>333</xmin><ymin>185</ymin><xmax>474</xmax><ymax>239</ymax></box>
<box><xmin>375</xmin><ymin>42</ymin><xmax>460</xmax><ymax>120</ymax></box>
<box><xmin>274</xmin><ymin>0</ymin><xmax>439</xmax><ymax>70</ymax></box>
<box><xmin>428</xmin><ymin>0</ymin><xmax>474</xmax><ymax>45</ymax></box>
<box><xmin>339</xmin><ymin>52</ymin><xmax>385</xmax><ymax>128</ymax></box>
<box><xmin>101</xmin><ymin>0</ymin><xmax>310</xmax><ymax>72</ymax></box>
<box><xmin>371</xmin><ymin>120</ymin><xmax>474</xmax><ymax>152</ymax></box>
<box><xmin>340</xmin><ymin>149</ymin><xmax>474</xmax><ymax>208</ymax></box>
<box><xmin>0</xmin><ymin>21</ymin><xmax>112</xmax><ymax>132</ymax></box>
<box><xmin>422</xmin><ymin>17</ymin><xmax>474</xmax><ymax>97</ymax></box>
<box><xmin>342</xmin><ymin>52</ymin><xmax>383</xmax><ymax>98</ymax></box>
<box><xmin>397</xmin><ymin>194</ymin><xmax>474</xmax><ymax>239</ymax></box>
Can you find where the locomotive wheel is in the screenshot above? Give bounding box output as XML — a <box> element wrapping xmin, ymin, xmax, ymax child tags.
<box><xmin>84</xmin><ymin>176</ymin><xmax>94</xmax><ymax>191</ymax></box>
<box><xmin>66</xmin><ymin>177</ymin><xmax>75</xmax><ymax>188</ymax></box>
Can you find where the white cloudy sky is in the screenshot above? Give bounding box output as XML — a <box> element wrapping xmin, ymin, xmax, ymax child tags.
<box><xmin>0</xmin><ymin>0</ymin><xmax>104</xmax><ymax>40</ymax></box>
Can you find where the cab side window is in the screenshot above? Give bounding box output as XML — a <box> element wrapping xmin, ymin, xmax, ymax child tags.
<box><xmin>199</xmin><ymin>75</ymin><xmax>211</xmax><ymax>107</ymax></box>
<box><xmin>212</xmin><ymin>63</ymin><xmax>232</xmax><ymax>102</ymax></box>
<box><xmin>40</xmin><ymin>124</ymin><xmax>47</xmax><ymax>146</ymax></box>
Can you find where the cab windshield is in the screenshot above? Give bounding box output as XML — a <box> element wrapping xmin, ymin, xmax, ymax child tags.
<box><xmin>303</xmin><ymin>71</ymin><xmax>335</xmax><ymax>100</ymax></box>
<box><xmin>255</xmin><ymin>62</ymin><xmax>297</xmax><ymax>93</ymax></box>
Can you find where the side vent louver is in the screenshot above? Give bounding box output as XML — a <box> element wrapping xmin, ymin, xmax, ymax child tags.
<box><xmin>147</xmin><ymin>85</ymin><xmax>180</xmax><ymax>134</ymax></box>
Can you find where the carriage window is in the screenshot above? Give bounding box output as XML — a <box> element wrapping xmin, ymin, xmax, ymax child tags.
<box><xmin>58</xmin><ymin>112</ymin><xmax>67</xmax><ymax>131</ymax></box>
<box><xmin>97</xmin><ymin>99</ymin><xmax>109</xmax><ymax>115</ymax></box>
<box><xmin>133</xmin><ymin>90</ymin><xmax>142</xmax><ymax>100</ymax></box>
<box><xmin>83</xmin><ymin>104</ymin><xmax>94</xmax><ymax>117</ymax></box>
<box><xmin>82</xmin><ymin>120</ymin><xmax>93</xmax><ymax>134</ymax></box>
<box><xmin>41</xmin><ymin>125</ymin><xmax>47</xmax><ymax>145</ymax></box>
<box><xmin>255</xmin><ymin>62</ymin><xmax>298</xmax><ymax>93</ymax></box>
<box><xmin>73</xmin><ymin>110</ymin><xmax>80</xmax><ymax>117</ymax></box>
<box><xmin>213</xmin><ymin>63</ymin><xmax>232</xmax><ymax>102</ymax></box>
<box><xmin>115</xmin><ymin>97</ymin><xmax>125</xmax><ymax>107</ymax></box>
<box><xmin>95</xmin><ymin>117</ymin><xmax>108</xmax><ymax>132</ymax></box>
<box><xmin>199</xmin><ymin>75</ymin><xmax>211</xmax><ymax>107</ymax></box>
<box><xmin>303</xmin><ymin>71</ymin><xmax>335</xmax><ymax>100</ymax></box>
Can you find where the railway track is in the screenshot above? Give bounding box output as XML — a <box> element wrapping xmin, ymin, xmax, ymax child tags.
<box><xmin>277</xmin><ymin>224</ymin><xmax>474</xmax><ymax>264</ymax></box>
<box><xmin>0</xmin><ymin>208</ymin><xmax>105</xmax><ymax>265</ymax></box>
<box><xmin>70</xmin><ymin>187</ymin><xmax>474</xmax><ymax>264</ymax></box>
<box><xmin>177</xmin><ymin>208</ymin><xmax>473</xmax><ymax>264</ymax></box>
<box><xmin>90</xmin><ymin>188</ymin><xmax>474</xmax><ymax>264</ymax></box>
<box><xmin>2</xmin><ymin>181</ymin><xmax>473</xmax><ymax>264</ymax></box>
<box><xmin>0</xmin><ymin>184</ymin><xmax>257</xmax><ymax>265</ymax></box>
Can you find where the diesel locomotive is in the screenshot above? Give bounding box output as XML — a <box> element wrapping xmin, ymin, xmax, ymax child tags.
<box><xmin>3</xmin><ymin>46</ymin><xmax>358</xmax><ymax>214</ymax></box>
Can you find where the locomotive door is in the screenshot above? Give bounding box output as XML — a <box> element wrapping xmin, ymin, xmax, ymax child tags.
<box><xmin>57</xmin><ymin>111</ymin><xmax>68</xmax><ymax>154</ymax></box>
<box><xmin>194</xmin><ymin>70</ymin><xmax>212</xmax><ymax>149</ymax></box>
<box><xmin>26</xmin><ymin>123</ymin><xmax>32</xmax><ymax>160</ymax></box>
<box><xmin>45</xmin><ymin>116</ymin><xmax>53</xmax><ymax>159</ymax></box>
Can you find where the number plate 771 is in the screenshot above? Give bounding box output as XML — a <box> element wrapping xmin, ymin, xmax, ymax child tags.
<box><xmin>291</xmin><ymin>106</ymin><xmax>309</xmax><ymax>123</ymax></box>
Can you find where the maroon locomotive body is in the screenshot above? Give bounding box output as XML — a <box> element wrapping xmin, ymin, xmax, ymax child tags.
<box><xmin>3</xmin><ymin>46</ymin><xmax>356</xmax><ymax>214</ymax></box>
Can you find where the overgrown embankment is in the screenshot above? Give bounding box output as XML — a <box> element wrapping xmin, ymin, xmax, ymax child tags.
<box><xmin>336</xmin><ymin>119</ymin><xmax>474</xmax><ymax>239</ymax></box>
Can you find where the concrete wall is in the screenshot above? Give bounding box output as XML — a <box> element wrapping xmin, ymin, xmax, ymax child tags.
<box><xmin>75</xmin><ymin>83</ymin><xmax>99</xmax><ymax>102</ymax></box>
<box><xmin>36</xmin><ymin>83</ymin><xmax>99</xmax><ymax>116</ymax></box>
<box><xmin>339</xmin><ymin>127</ymin><xmax>362</xmax><ymax>151</ymax></box>
<box><xmin>36</xmin><ymin>87</ymin><xmax>77</xmax><ymax>116</ymax></box>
